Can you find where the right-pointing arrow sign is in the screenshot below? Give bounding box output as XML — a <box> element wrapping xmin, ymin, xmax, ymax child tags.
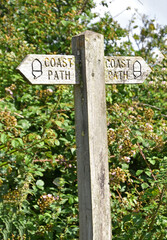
<box><xmin>105</xmin><ymin>56</ymin><xmax>151</xmax><ymax>84</ymax></box>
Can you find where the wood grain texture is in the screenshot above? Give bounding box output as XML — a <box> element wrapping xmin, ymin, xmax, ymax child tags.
<box><xmin>72</xmin><ymin>31</ymin><xmax>111</xmax><ymax>240</ymax></box>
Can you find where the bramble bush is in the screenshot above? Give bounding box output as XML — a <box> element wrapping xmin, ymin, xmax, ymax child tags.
<box><xmin>0</xmin><ymin>0</ymin><xmax>166</xmax><ymax>239</ymax></box>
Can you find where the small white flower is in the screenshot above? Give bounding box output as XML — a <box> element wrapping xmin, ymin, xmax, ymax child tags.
<box><xmin>146</xmin><ymin>123</ymin><xmax>153</xmax><ymax>131</ymax></box>
<box><xmin>47</xmin><ymin>89</ymin><xmax>53</xmax><ymax>93</ymax></box>
<box><xmin>47</xmin><ymin>194</ymin><xmax>52</xmax><ymax>198</ymax></box>
<box><xmin>42</xmin><ymin>195</ymin><xmax>47</xmax><ymax>199</ymax></box>
<box><xmin>123</xmin><ymin>156</ymin><xmax>131</xmax><ymax>163</ymax></box>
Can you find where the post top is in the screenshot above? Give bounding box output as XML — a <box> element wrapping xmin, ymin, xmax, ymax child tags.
<box><xmin>73</xmin><ymin>30</ymin><xmax>103</xmax><ymax>38</ymax></box>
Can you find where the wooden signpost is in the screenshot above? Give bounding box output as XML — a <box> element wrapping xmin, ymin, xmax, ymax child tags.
<box><xmin>17</xmin><ymin>31</ymin><xmax>151</xmax><ymax>240</ymax></box>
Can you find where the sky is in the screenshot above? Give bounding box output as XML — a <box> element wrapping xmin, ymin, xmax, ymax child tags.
<box><xmin>93</xmin><ymin>0</ymin><xmax>166</xmax><ymax>58</ymax></box>
<box><xmin>94</xmin><ymin>0</ymin><xmax>167</xmax><ymax>28</ymax></box>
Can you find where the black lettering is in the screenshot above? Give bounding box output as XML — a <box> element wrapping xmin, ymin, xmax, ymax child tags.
<box><xmin>50</xmin><ymin>58</ymin><xmax>56</xmax><ymax>67</ymax></box>
<box><xmin>57</xmin><ymin>58</ymin><xmax>62</xmax><ymax>67</ymax></box>
<box><xmin>106</xmin><ymin>59</ymin><xmax>110</xmax><ymax>68</ymax></box>
<box><xmin>123</xmin><ymin>71</ymin><xmax>128</xmax><ymax>80</ymax></box>
<box><xmin>68</xmin><ymin>58</ymin><xmax>73</xmax><ymax>67</ymax></box>
<box><xmin>108</xmin><ymin>71</ymin><xmax>113</xmax><ymax>79</ymax></box>
<box><xmin>121</xmin><ymin>59</ymin><xmax>126</xmax><ymax>68</ymax></box>
<box><xmin>60</xmin><ymin>70</ymin><xmax>64</xmax><ymax>79</ymax></box>
<box><xmin>62</xmin><ymin>58</ymin><xmax>68</xmax><ymax>67</ymax></box>
<box><xmin>48</xmin><ymin>70</ymin><xmax>53</xmax><ymax>80</ymax></box>
<box><xmin>117</xmin><ymin>60</ymin><xmax>122</xmax><ymax>68</ymax></box>
<box><xmin>113</xmin><ymin>71</ymin><xmax>118</xmax><ymax>79</ymax></box>
<box><xmin>44</xmin><ymin>57</ymin><xmax>50</xmax><ymax>67</ymax></box>
<box><xmin>127</xmin><ymin>59</ymin><xmax>130</xmax><ymax>68</ymax></box>
<box><xmin>110</xmin><ymin>59</ymin><xmax>115</xmax><ymax>68</ymax></box>
<box><xmin>54</xmin><ymin>71</ymin><xmax>59</xmax><ymax>80</ymax></box>
<box><xmin>119</xmin><ymin>71</ymin><xmax>123</xmax><ymax>80</ymax></box>
<box><xmin>65</xmin><ymin>71</ymin><xmax>70</xmax><ymax>80</ymax></box>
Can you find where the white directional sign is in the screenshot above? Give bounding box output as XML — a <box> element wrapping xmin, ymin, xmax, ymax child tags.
<box><xmin>17</xmin><ymin>55</ymin><xmax>151</xmax><ymax>85</ymax></box>
<box><xmin>17</xmin><ymin>54</ymin><xmax>77</xmax><ymax>85</ymax></box>
<box><xmin>105</xmin><ymin>56</ymin><xmax>151</xmax><ymax>84</ymax></box>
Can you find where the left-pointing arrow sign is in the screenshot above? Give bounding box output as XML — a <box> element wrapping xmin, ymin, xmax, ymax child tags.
<box><xmin>17</xmin><ymin>54</ymin><xmax>78</xmax><ymax>85</ymax></box>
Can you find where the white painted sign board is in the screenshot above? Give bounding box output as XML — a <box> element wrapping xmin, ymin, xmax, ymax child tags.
<box><xmin>105</xmin><ymin>56</ymin><xmax>152</xmax><ymax>84</ymax></box>
<box><xmin>17</xmin><ymin>54</ymin><xmax>77</xmax><ymax>85</ymax></box>
<box><xmin>17</xmin><ymin>55</ymin><xmax>151</xmax><ymax>85</ymax></box>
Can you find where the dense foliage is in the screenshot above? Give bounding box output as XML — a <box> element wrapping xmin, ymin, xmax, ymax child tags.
<box><xmin>0</xmin><ymin>0</ymin><xmax>166</xmax><ymax>239</ymax></box>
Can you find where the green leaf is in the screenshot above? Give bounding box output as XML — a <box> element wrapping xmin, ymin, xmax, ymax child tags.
<box><xmin>135</xmin><ymin>130</ymin><xmax>142</xmax><ymax>136</ymax></box>
<box><xmin>44</xmin><ymin>212</ymin><xmax>51</xmax><ymax>218</ymax></box>
<box><xmin>35</xmin><ymin>171</ymin><xmax>43</xmax><ymax>177</ymax></box>
<box><xmin>137</xmin><ymin>136</ymin><xmax>143</xmax><ymax>143</ymax></box>
<box><xmin>148</xmin><ymin>158</ymin><xmax>156</xmax><ymax>165</ymax></box>
<box><xmin>0</xmin><ymin>133</ymin><xmax>7</xmax><ymax>143</ymax></box>
<box><xmin>55</xmin><ymin>139</ymin><xmax>60</xmax><ymax>146</ymax></box>
<box><xmin>133</xmin><ymin>34</ymin><xmax>140</xmax><ymax>40</ymax></box>
<box><xmin>141</xmin><ymin>183</ymin><xmax>149</xmax><ymax>189</ymax></box>
<box><xmin>70</xmin><ymin>148</ymin><xmax>76</xmax><ymax>154</ymax></box>
<box><xmin>136</xmin><ymin>170</ymin><xmax>143</xmax><ymax>176</ymax></box>
<box><xmin>68</xmin><ymin>197</ymin><xmax>74</xmax><ymax>205</ymax></box>
<box><xmin>33</xmin><ymin>205</ymin><xmax>40</xmax><ymax>210</ymax></box>
<box><xmin>26</xmin><ymin>221</ymin><xmax>35</xmax><ymax>229</ymax></box>
<box><xmin>17</xmin><ymin>138</ymin><xmax>24</xmax><ymax>146</ymax></box>
<box><xmin>142</xmin><ymin>140</ymin><xmax>150</xmax><ymax>148</ymax></box>
<box><xmin>39</xmin><ymin>214</ymin><xmax>44</xmax><ymax>221</ymax></box>
<box><xmin>55</xmin><ymin>121</ymin><xmax>62</xmax><ymax>127</ymax></box>
<box><xmin>36</xmin><ymin>180</ymin><xmax>44</xmax><ymax>189</ymax></box>
<box><xmin>131</xmin><ymin>137</ymin><xmax>138</xmax><ymax>144</ymax></box>
<box><xmin>121</xmin><ymin>163</ymin><xmax>129</xmax><ymax>170</ymax></box>
<box><xmin>18</xmin><ymin>119</ymin><xmax>31</xmax><ymax>129</ymax></box>
<box><xmin>45</xmin><ymin>121</ymin><xmax>52</xmax><ymax>129</ymax></box>
<box><xmin>145</xmin><ymin>170</ymin><xmax>151</xmax><ymax>177</ymax></box>
<box><xmin>25</xmin><ymin>155</ymin><xmax>31</xmax><ymax>164</ymax></box>
<box><xmin>11</xmin><ymin>139</ymin><xmax>19</xmax><ymax>148</ymax></box>
<box><xmin>61</xmin><ymin>20</ymin><xmax>68</xmax><ymax>26</ymax></box>
<box><xmin>11</xmin><ymin>138</ymin><xmax>23</xmax><ymax>148</ymax></box>
<box><xmin>59</xmin><ymin>137</ymin><xmax>69</xmax><ymax>143</ymax></box>
<box><xmin>53</xmin><ymin>177</ymin><xmax>65</xmax><ymax>187</ymax></box>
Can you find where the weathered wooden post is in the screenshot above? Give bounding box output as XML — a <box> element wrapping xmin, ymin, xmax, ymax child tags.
<box><xmin>72</xmin><ymin>31</ymin><xmax>111</xmax><ymax>240</ymax></box>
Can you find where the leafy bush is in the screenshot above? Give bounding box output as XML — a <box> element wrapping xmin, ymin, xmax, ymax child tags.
<box><xmin>0</xmin><ymin>0</ymin><xmax>166</xmax><ymax>239</ymax></box>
